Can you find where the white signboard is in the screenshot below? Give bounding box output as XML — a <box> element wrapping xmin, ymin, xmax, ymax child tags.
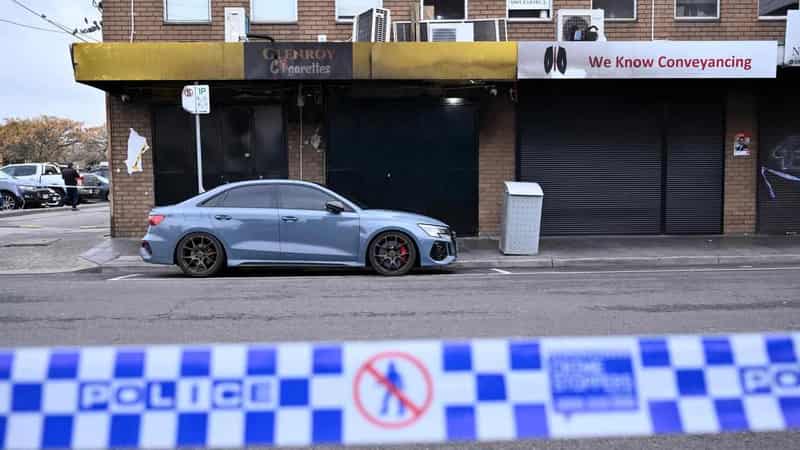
<box><xmin>786</xmin><ymin>10</ymin><xmax>800</xmax><ymax>66</ymax></box>
<box><xmin>518</xmin><ymin>41</ymin><xmax>778</xmax><ymax>79</ymax></box>
<box><xmin>181</xmin><ymin>85</ymin><xmax>210</xmax><ymax>114</ymax></box>
<box><xmin>509</xmin><ymin>0</ymin><xmax>551</xmax><ymax>9</ymax></box>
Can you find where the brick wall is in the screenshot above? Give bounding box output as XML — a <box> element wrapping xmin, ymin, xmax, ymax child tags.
<box><xmin>103</xmin><ymin>1</ymin><xmax>787</xmax><ymax>43</ymax></box>
<box><xmin>287</xmin><ymin>120</ymin><xmax>326</xmax><ymax>183</ymax></box>
<box><xmin>478</xmin><ymin>95</ymin><xmax>516</xmax><ymax>236</ymax></box>
<box><xmin>723</xmin><ymin>90</ymin><xmax>758</xmax><ymax>234</ymax></box>
<box><xmin>107</xmin><ymin>95</ymin><xmax>155</xmax><ymax>238</ymax></box>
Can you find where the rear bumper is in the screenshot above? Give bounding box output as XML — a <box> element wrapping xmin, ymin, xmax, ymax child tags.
<box><xmin>140</xmin><ymin>232</ymin><xmax>174</xmax><ymax>265</ymax></box>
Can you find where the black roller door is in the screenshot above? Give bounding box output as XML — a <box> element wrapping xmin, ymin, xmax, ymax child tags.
<box><xmin>518</xmin><ymin>92</ymin><xmax>663</xmax><ymax>235</ymax></box>
<box><xmin>518</xmin><ymin>83</ymin><xmax>724</xmax><ymax>236</ymax></box>
<box><xmin>664</xmin><ymin>101</ymin><xmax>724</xmax><ymax>234</ymax></box>
<box><xmin>758</xmin><ymin>92</ymin><xmax>800</xmax><ymax>233</ymax></box>
<box><xmin>327</xmin><ymin>99</ymin><xmax>479</xmax><ymax>235</ymax></box>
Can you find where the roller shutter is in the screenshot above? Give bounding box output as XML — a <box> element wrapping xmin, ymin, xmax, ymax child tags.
<box><xmin>518</xmin><ymin>93</ymin><xmax>663</xmax><ymax>235</ymax></box>
<box><xmin>664</xmin><ymin>101</ymin><xmax>724</xmax><ymax>234</ymax></box>
<box><xmin>758</xmin><ymin>93</ymin><xmax>800</xmax><ymax>233</ymax></box>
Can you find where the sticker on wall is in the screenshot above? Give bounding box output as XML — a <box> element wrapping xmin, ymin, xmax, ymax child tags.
<box><xmin>126</xmin><ymin>128</ymin><xmax>150</xmax><ymax>175</ymax></box>
<box><xmin>733</xmin><ymin>133</ymin><xmax>751</xmax><ymax>157</ymax></box>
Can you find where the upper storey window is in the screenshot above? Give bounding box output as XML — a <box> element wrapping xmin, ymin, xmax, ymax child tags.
<box><xmin>164</xmin><ymin>0</ymin><xmax>211</xmax><ymax>23</ymax></box>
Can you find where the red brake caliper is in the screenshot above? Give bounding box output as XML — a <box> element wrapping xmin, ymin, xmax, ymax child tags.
<box><xmin>399</xmin><ymin>245</ymin><xmax>408</xmax><ymax>261</ymax></box>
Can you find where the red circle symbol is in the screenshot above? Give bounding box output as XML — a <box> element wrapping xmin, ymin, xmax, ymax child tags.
<box><xmin>183</xmin><ymin>88</ymin><xmax>193</xmax><ymax>97</ymax></box>
<box><xmin>353</xmin><ymin>351</ymin><xmax>433</xmax><ymax>429</ymax></box>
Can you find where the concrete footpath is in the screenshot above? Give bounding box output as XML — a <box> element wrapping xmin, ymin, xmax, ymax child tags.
<box><xmin>91</xmin><ymin>234</ymin><xmax>800</xmax><ymax>271</ymax></box>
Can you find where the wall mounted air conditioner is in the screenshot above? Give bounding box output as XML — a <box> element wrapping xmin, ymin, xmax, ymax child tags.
<box><xmin>428</xmin><ymin>22</ymin><xmax>474</xmax><ymax>42</ymax></box>
<box><xmin>472</xmin><ymin>19</ymin><xmax>508</xmax><ymax>42</ymax></box>
<box><xmin>557</xmin><ymin>9</ymin><xmax>605</xmax><ymax>42</ymax></box>
<box><xmin>352</xmin><ymin>8</ymin><xmax>391</xmax><ymax>42</ymax></box>
<box><xmin>224</xmin><ymin>7</ymin><xmax>249</xmax><ymax>42</ymax></box>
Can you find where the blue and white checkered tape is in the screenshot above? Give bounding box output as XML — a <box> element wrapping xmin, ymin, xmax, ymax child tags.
<box><xmin>1</xmin><ymin>332</ymin><xmax>799</xmax><ymax>448</ymax></box>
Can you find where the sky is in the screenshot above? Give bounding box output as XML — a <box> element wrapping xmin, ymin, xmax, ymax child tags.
<box><xmin>0</xmin><ymin>0</ymin><xmax>105</xmax><ymax>126</ymax></box>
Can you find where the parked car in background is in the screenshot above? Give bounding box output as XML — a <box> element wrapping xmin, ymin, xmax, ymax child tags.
<box><xmin>141</xmin><ymin>180</ymin><xmax>457</xmax><ymax>277</ymax></box>
<box><xmin>89</xmin><ymin>166</ymin><xmax>109</xmax><ymax>180</ymax></box>
<box><xmin>0</xmin><ymin>163</ymin><xmax>66</xmax><ymax>199</ymax></box>
<box><xmin>0</xmin><ymin>171</ymin><xmax>61</xmax><ymax>210</ymax></box>
<box><xmin>79</xmin><ymin>172</ymin><xmax>110</xmax><ymax>202</ymax></box>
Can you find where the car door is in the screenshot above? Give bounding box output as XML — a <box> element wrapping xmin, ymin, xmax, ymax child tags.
<box><xmin>203</xmin><ymin>184</ymin><xmax>281</xmax><ymax>264</ymax></box>
<box><xmin>42</xmin><ymin>165</ymin><xmax>63</xmax><ymax>189</ymax></box>
<box><xmin>277</xmin><ymin>184</ymin><xmax>360</xmax><ymax>264</ymax></box>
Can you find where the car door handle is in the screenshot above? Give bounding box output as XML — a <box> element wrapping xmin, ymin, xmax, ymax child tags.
<box><xmin>281</xmin><ymin>216</ymin><xmax>298</xmax><ymax>223</ymax></box>
<box><xmin>214</xmin><ymin>215</ymin><xmax>231</xmax><ymax>221</ymax></box>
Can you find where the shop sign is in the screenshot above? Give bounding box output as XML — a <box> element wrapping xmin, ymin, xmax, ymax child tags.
<box><xmin>245</xmin><ymin>43</ymin><xmax>353</xmax><ymax>80</ymax></box>
<box><xmin>518</xmin><ymin>41</ymin><xmax>778</xmax><ymax>79</ymax></box>
<box><xmin>509</xmin><ymin>0</ymin><xmax>551</xmax><ymax>9</ymax></box>
<box><xmin>733</xmin><ymin>133</ymin><xmax>752</xmax><ymax>157</ymax></box>
<box><xmin>786</xmin><ymin>10</ymin><xmax>800</xmax><ymax>66</ymax></box>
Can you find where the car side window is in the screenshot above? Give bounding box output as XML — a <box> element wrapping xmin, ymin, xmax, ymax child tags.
<box><xmin>279</xmin><ymin>185</ymin><xmax>346</xmax><ymax>211</ymax></box>
<box><xmin>217</xmin><ymin>185</ymin><xmax>278</xmax><ymax>209</ymax></box>
<box><xmin>44</xmin><ymin>165</ymin><xmax>59</xmax><ymax>175</ymax></box>
<box><xmin>13</xmin><ymin>166</ymin><xmax>36</xmax><ymax>177</ymax></box>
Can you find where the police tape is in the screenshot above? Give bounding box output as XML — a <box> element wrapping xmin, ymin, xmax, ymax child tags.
<box><xmin>1</xmin><ymin>332</ymin><xmax>799</xmax><ymax>449</ymax></box>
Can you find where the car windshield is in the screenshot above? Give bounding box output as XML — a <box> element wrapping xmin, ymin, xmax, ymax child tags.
<box><xmin>0</xmin><ymin>171</ymin><xmax>12</xmax><ymax>180</ymax></box>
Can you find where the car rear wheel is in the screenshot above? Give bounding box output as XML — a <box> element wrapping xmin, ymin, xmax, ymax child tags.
<box><xmin>176</xmin><ymin>233</ymin><xmax>225</xmax><ymax>277</ymax></box>
<box><xmin>1</xmin><ymin>191</ymin><xmax>19</xmax><ymax>210</ymax></box>
<box><xmin>369</xmin><ymin>231</ymin><xmax>417</xmax><ymax>276</ymax></box>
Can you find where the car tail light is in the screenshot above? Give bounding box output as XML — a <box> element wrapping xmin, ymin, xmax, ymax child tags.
<box><xmin>148</xmin><ymin>215</ymin><xmax>165</xmax><ymax>226</ymax></box>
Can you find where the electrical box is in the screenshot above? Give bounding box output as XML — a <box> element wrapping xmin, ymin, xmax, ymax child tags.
<box><xmin>225</xmin><ymin>7</ymin><xmax>249</xmax><ymax>42</ymax></box>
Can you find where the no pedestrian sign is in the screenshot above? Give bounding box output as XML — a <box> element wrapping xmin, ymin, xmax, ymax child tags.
<box><xmin>353</xmin><ymin>351</ymin><xmax>433</xmax><ymax>429</ymax></box>
<box><xmin>182</xmin><ymin>85</ymin><xmax>210</xmax><ymax>114</ymax></box>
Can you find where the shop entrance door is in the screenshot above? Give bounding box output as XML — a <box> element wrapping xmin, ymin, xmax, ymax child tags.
<box><xmin>327</xmin><ymin>99</ymin><xmax>479</xmax><ymax>235</ymax></box>
<box><xmin>152</xmin><ymin>104</ymin><xmax>287</xmax><ymax>206</ymax></box>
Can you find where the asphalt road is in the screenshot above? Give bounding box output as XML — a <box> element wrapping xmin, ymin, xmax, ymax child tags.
<box><xmin>1</xmin><ymin>263</ymin><xmax>799</xmax><ymax>449</ymax></box>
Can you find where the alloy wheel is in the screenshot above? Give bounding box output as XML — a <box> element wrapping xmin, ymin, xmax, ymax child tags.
<box><xmin>371</xmin><ymin>232</ymin><xmax>415</xmax><ymax>275</ymax></box>
<box><xmin>0</xmin><ymin>192</ymin><xmax>18</xmax><ymax>211</ymax></box>
<box><xmin>179</xmin><ymin>235</ymin><xmax>220</xmax><ymax>275</ymax></box>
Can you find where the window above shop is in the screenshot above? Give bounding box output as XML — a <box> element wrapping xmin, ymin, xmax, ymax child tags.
<box><xmin>674</xmin><ymin>0</ymin><xmax>719</xmax><ymax>20</ymax></box>
<box><xmin>507</xmin><ymin>0</ymin><xmax>552</xmax><ymax>21</ymax></box>
<box><xmin>593</xmin><ymin>0</ymin><xmax>636</xmax><ymax>20</ymax></box>
<box><xmin>163</xmin><ymin>0</ymin><xmax>211</xmax><ymax>23</ymax></box>
<box><xmin>758</xmin><ymin>0</ymin><xmax>799</xmax><ymax>19</ymax></box>
<box><xmin>251</xmin><ymin>0</ymin><xmax>297</xmax><ymax>23</ymax></box>
<box><xmin>422</xmin><ymin>0</ymin><xmax>467</xmax><ymax>20</ymax></box>
<box><xmin>336</xmin><ymin>0</ymin><xmax>383</xmax><ymax>22</ymax></box>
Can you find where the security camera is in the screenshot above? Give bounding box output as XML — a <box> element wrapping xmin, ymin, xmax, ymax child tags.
<box><xmin>120</xmin><ymin>94</ymin><xmax>131</xmax><ymax>103</ymax></box>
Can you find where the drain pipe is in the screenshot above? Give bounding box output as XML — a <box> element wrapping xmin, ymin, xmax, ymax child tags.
<box><xmin>650</xmin><ymin>0</ymin><xmax>655</xmax><ymax>40</ymax></box>
<box><xmin>129</xmin><ymin>0</ymin><xmax>135</xmax><ymax>42</ymax></box>
<box><xmin>298</xmin><ymin>83</ymin><xmax>304</xmax><ymax>181</ymax></box>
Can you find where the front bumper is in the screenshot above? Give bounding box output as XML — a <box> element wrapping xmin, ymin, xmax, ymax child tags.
<box><xmin>20</xmin><ymin>189</ymin><xmax>59</xmax><ymax>206</ymax></box>
<box><xmin>418</xmin><ymin>232</ymin><xmax>457</xmax><ymax>267</ymax></box>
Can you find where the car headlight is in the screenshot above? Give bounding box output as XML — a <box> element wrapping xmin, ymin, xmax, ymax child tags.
<box><xmin>18</xmin><ymin>185</ymin><xmax>37</xmax><ymax>192</ymax></box>
<box><xmin>418</xmin><ymin>224</ymin><xmax>451</xmax><ymax>239</ymax></box>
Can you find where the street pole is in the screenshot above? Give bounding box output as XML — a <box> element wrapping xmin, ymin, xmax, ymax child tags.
<box><xmin>194</xmin><ymin>82</ymin><xmax>205</xmax><ymax>194</ymax></box>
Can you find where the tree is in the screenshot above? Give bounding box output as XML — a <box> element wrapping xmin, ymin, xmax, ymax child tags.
<box><xmin>0</xmin><ymin>116</ymin><xmax>107</xmax><ymax>166</ymax></box>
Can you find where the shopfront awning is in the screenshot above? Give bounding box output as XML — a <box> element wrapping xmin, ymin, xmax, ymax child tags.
<box><xmin>71</xmin><ymin>42</ymin><xmax>518</xmax><ymax>87</ymax></box>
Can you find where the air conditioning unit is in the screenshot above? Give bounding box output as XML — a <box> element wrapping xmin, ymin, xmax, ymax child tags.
<box><xmin>557</xmin><ymin>9</ymin><xmax>605</xmax><ymax>42</ymax></box>
<box><xmin>428</xmin><ymin>22</ymin><xmax>474</xmax><ymax>42</ymax></box>
<box><xmin>393</xmin><ymin>21</ymin><xmax>414</xmax><ymax>42</ymax></box>
<box><xmin>224</xmin><ymin>7</ymin><xmax>249</xmax><ymax>42</ymax></box>
<box><xmin>352</xmin><ymin>8</ymin><xmax>391</xmax><ymax>42</ymax></box>
<box><xmin>473</xmin><ymin>19</ymin><xmax>508</xmax><ymax>42</ymax></box>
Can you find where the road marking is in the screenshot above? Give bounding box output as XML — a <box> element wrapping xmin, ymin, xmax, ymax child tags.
<box><xmin>108</xmin><ymin>273</ymin><xmax>141</xmax><ymax>281</ymax></box>
<box><xmin>491</xmin><ymin>268</ymin><xmax>512</xmax><ymax>274</ymax></box>
<box><xmin>18</xmin><ymin>224</ymin><xmax>41</xmax><ymax>229</ymax></box>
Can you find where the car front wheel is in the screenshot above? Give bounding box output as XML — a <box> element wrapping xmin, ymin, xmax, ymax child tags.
<box><xmin>368</xmin><ymin>231</ymin><xmax>417</xmax><ymax>276</ymax></box>
<box><xmin>176</xmin><ymin>233</ymin><xmax>226</xmax><ymax>277</ymax></box>
<box><xmin>0</xmin><ymin>191</ymin><xmax>20</xmax><ymax>210</ymax></box>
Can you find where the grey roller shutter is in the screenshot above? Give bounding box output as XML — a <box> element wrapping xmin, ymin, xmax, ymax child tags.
<box><xmin>758</xmin><ymin>93</ymin><xmax>800</xmax><ymax>234</ymax></box>
<box><xmin>664</xmin><ymin>101</ymin><xmax>724</xmax><ymax>234</ymax></box>
<box><xmin>518</xmin><ymin>93</ymin><xmax>663</xmax><ymax>235</ymax></box>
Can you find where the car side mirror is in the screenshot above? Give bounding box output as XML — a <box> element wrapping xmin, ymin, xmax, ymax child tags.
<box><xmin>325</xmin><ymin>200</ymin><xmax>345</xmax><ymax>214</ymax></box>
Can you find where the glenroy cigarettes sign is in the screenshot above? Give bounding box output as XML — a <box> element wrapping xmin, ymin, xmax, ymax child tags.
<box><xmin>518</xmin><ymin>41</ymin><xmax>777</xmax><ymax>79</ymax></box>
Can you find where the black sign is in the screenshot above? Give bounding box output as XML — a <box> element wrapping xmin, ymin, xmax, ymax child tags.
<box><xmin>245</xmin><ymin>43</ymin><xmax>353</xmax><ymax>80</ymax></box>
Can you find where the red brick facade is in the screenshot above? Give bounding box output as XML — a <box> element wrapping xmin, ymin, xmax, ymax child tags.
<box><xmin>724</xmin><ymin>90</ymin><xmax>759</xmax><ymax>234</ymax></box>
<box><xmin>102</xmin><ymin>0</ymin><xmax>787</xmax><ymax>43</ymax></box>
